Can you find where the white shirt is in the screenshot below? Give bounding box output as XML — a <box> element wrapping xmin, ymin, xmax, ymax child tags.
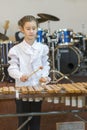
<box><xmin>8</xmin><ymin>40</ymin><xmax>50</xmax><ymax>87</ymax></box>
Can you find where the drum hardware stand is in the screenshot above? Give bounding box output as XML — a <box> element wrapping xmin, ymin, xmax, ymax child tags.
<box><xmin>0</xmin><ymin>64</ymin><xmax>14</xmax><ymax>83</ymax></box>
<box><xmin>1</xmin><ymin>73</ymin><xmax>5</xmax><ymax>82</ymax></box>
<box><xmin>82</xmin><ymin>37</ymin><xmax>86</xmax><ymax>51</ymax></box>
<box><xmin>50</xmin><ymin>39</ymin><xmax>74</xmax><ymax>83</ymax></box>
<box><xmin>0</xmin><ymin>64</ymin><xmax>5</xmax><ymax>82</ymax></box>
<box><xmin>82</xmin><ymin>24</ymin><xmax>87</xmax><ymax>54</ymax></box>
<box><xmin>47</xmin><ymin>20</ymin><xmax>51</xmax><ymax>35</ymax></box>
<box><xmin>56</xmin><ymin>46</ymin><xmax>61</xmax><ymax>71</ymax></box>
<box><xmin>0</xmin><ymin>53</ymin><xmax>8</xmax><ymax>82</ymax></box>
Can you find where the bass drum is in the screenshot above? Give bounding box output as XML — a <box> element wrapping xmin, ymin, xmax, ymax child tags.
<box><xmin>55</xmin><ymin>46</ymin><xmax>82</xmax><ymax>75</ymax></box>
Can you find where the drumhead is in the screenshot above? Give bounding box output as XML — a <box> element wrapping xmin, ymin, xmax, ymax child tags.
<box><xmin>55</xmin><ymin>46</ymin><xmax>81</xmax><ymax>75</ymax></box>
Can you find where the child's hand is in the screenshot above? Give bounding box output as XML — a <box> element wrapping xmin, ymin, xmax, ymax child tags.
<box><xmin>39</xmin><ymin>77</ymin><xmax>47</xmax><ymax>83</ymax></box>
<box><xmin>20</xmin><ymin>75</ymin><xmax>28</xmax><ymax>82</ymax></box>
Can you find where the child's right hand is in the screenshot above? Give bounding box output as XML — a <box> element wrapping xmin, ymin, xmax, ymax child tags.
<box><xmin>20</xmin><ymin>75</ymin><xmax>29</xmax><ymax>82</ymax></box>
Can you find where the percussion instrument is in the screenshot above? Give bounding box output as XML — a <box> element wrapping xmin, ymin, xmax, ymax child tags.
<box><xmin>0</xmin><ymin>82</ymin><xmax>87</xmax><ymax>108</ymax></box>
<box><xmin>0</xmin><ymin>41</ymin><xmax>16</xmax><ymax>65</ymax></box>
<box><xmin>55</xmin><ymin>46</ymin><xmax>83</xmax><ymax>75</ymax></box>
<box><xmin>37</xmin><ymin>28</ymin><xmax>50</xmax><ymax>43</ymax></box>
<box><xmin>37</xmin><ymin>13</ymin><xmax>60</xmax><ymax>21</ymax></box>
<box><xmin>0</xmin><ymin>41</ymin><xmax>16</xmax><ymax>82</ymax></box>
<box><xmin>57</xmin><ymin>29</ymin><xmax>73</xmax><ymax>46</ymax></box>
<box><xmin>84</xmin><ymin>38</ymin><xmax>87</xmax><ymax>56</ymax></box>
<box><xmin>73</xmin><ymin>34</ymin><xmax>87</xmax><ymax>55</ymax></box>
<box><xmin>37</xmin><ymin>13</ymin><xmax>60</xmax><ymax>34</ymax></box>
<box><xmin>37</xmin><ymin>28</ymin><xmax>43</xmax><ymax>43</ymax></box>
<box><xmin>73</xmin><ymin>34</ymin><xmax>84</xmax><ymax>50</ymax></box>
<box><xmin>36</xmin><ymin>18</ymin><xmax>47</xmax><ymax>23</ymax></box>
<box><xmin>0</xmin><ymin>33</ymin><xmax>9</xmax><ymax>41</ymax></box>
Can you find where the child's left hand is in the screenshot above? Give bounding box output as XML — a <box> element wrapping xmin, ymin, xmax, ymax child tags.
<box><xmin>39</xmin><ymin>77</ymin><xmax>47</xmax><ymax>83</ymax></box>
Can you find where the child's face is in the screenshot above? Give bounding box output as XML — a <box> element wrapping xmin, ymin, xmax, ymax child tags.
<box><xmin>21</xmin><ymin>21</ymin><xmax>38</xmax><ymax>41</ymax></box>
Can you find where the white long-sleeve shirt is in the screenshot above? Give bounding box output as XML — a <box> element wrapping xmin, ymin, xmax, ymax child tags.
<box><xmin>8</xmin><ymin>40</ymin><xmax>50</xmax><ymax>87</ymax></box>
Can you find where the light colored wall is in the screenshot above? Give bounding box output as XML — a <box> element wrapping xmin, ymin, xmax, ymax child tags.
<box><xmin>0</xmin><ymin>0</ymin><xmax>87</xmax><ymax>39</ymax></box>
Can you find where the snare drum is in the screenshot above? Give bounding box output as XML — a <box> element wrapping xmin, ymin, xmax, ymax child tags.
<box><xmin>57</xmin><ymin>29</ymin><xmax>73</xmax><ymax>46</ymax></box>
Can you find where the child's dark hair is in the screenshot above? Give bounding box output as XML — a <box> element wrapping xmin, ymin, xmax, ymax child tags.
<box><xmin>18</xmin><ymin>15</ymin><xmax>38</xmax><ymax>27</ymax></box>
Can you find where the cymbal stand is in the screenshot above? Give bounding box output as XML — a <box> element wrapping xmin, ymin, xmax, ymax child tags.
<box><xmin>50</xmin><ymin>39</ymin><xmax>74</xmax><ymax>83</ymax></box>
<box><xmin>57</xmin><ymin>47</ymin><xmax>61</xmax><ymax>71</ymax></box>
<box><xmin>82</xmin><ymin>37</ymin><xmax>86</xmax><ymax>51</ymax></box>
<box><xmin>47</xmin><ymin>20</ymin><xmax>51</xmax><ymax>34</ymax></box>
<box><xmin>0</xmin><ymin>56</ymin><xmax>6</xmax><ymax>82</ymax></box>
<box><xmin>0</xmin><ymin>64</ymin><xmax>8</xmax><ymax>82</ymax></box>
<box><xmin>82</xmin><ymin>23</ymin><xmax>86</xmax><ymax>51</ymax></box>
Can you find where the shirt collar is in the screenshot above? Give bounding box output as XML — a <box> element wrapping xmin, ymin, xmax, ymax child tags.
<box><xmin>23</xmin><ymin>40</ymin><xmax>39</xmax><ymax>50</ymax></box>
<box><xmin>20</xmin><ymin>40</ymin><xmax>39</xmax><ymax>55</ymax></box>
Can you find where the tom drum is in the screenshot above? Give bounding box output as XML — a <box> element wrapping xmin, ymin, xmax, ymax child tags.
<box><xmin>57</xmin><ymin>29</ymin><xmax>73</xmax><ymax>46</ymax></box>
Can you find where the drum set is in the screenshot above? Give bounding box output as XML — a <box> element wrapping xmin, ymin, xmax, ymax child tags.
<box><xmin>0</xmin><ymin>13</ymin><xmax>87</xmax><ymax>83</ymax></box>
<box><xmin>36</xmin><ymin>13</ymin><xmax>87</xmax><ymax>83</ymax></box>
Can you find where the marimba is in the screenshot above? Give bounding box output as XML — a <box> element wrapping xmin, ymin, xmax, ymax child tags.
<box><xmin>0</xmin><ymin>82</ymin><xmax>87</xmax><ymax>108</ymax></box>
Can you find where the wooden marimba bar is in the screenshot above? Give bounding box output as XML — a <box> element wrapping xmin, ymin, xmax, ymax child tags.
<box><xmin>0</xmin><ymin>82</ymin><xmax>87</xmax><ymax>108</ymax></box>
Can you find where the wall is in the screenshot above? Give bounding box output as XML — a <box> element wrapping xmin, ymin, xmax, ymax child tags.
<box><xmin>0</xmin><ymin>0</ymin><xmax>87</xmax><ymax>39</ymax></box>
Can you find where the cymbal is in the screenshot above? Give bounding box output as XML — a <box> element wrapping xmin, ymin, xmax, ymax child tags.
<box><xmin>0</xmin><ymin>33</ymin><xmax>9</xmax><ymax>41</ymax></box>
<box><xmin>36</xmin><ymin>18</ymin><xmax>47</xmax><ymax>23</ymax></box>
<box><xmin>37</xmin><ymin>13</ymin><xmax>60</xmax><ymax>21</ymax></box>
